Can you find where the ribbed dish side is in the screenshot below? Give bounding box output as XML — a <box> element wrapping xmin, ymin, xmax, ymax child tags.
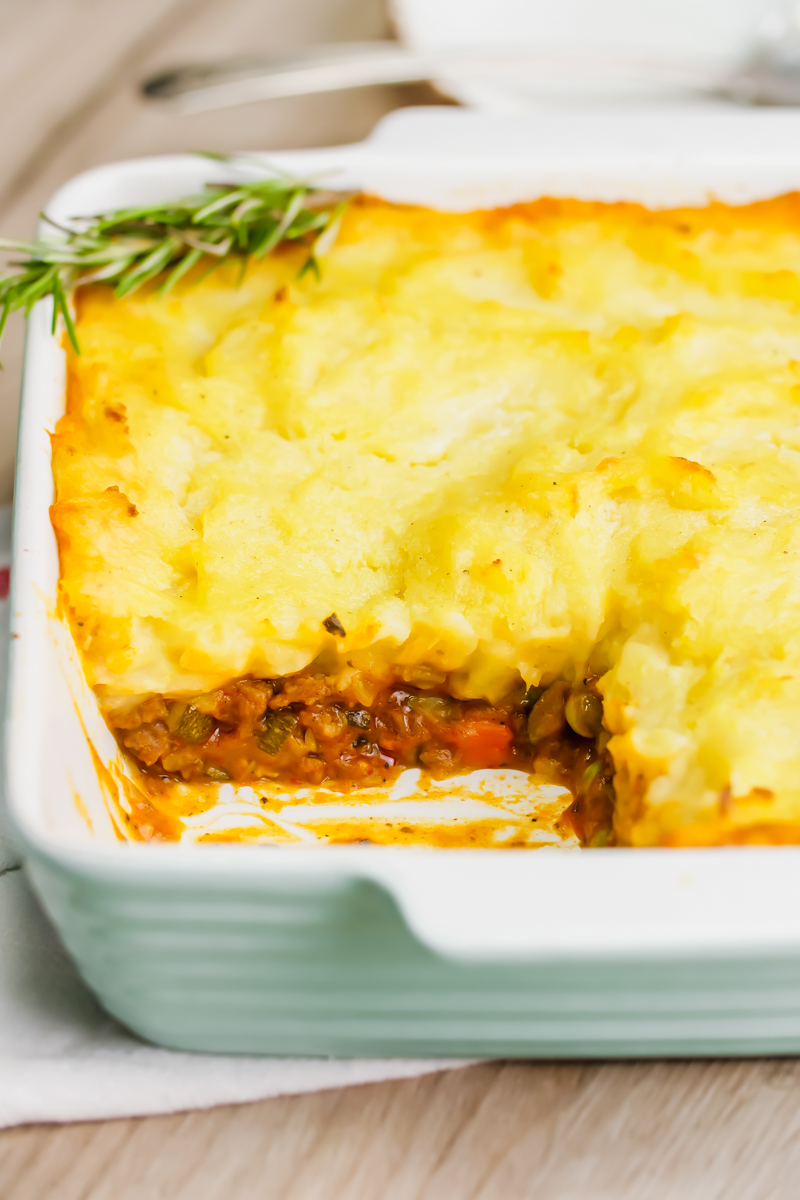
<box><xmin>21</xmin><ymin>855</ymin><xmax>800</xmax><ymax>1057</ymax></box>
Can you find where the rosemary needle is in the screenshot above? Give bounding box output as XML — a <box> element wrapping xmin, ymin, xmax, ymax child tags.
<box><xmin>0</xmin><ymin>155</ymin><xmax>349</xmax><ymax>356</ymax></box>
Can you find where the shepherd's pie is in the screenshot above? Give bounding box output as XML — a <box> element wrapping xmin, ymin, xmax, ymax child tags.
<box><xmin>51</xmin><ymin>194</ymin><xmax>800</xmax><ymax>846</ymax></box>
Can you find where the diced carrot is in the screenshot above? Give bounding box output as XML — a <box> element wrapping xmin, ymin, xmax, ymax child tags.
<box><xmin>451</xmin><ymin>721</ymin><xmax>513</xmax><ymax>768</ymax></box>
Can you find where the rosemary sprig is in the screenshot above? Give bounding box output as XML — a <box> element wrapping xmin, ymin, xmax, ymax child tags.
<box><xmin>0</xmin><ymin>158</ymin><xmax>349</xmax><ymax>355</ymax></box>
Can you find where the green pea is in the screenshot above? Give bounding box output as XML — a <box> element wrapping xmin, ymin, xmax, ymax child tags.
<box><xmin>565</xmin><ymin>689</ymin><xmax>604</xmax><ymax>739</ymax></box>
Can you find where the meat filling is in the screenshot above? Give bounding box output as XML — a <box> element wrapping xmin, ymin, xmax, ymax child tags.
<box><xmin>109</xmin><ymin>673</ymin><xmax>615</xmax><ymax>846</ymax></box>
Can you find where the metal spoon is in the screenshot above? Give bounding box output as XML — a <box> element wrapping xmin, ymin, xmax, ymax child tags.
<box><xmin>142</xmin><ymin>24</ymin><xmax>800</xmax><ymax>115</ymax></box>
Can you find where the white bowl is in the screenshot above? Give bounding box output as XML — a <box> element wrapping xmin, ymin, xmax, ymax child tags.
<box><xmin>391</xmin><ymin>0</ymin><xmax>776</xmax><ymax>111</ymax></box>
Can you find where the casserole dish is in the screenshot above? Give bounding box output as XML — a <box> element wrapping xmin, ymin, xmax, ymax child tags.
<box><xmin>11</xmin><ymin>106</ymin><xmax>800</xmax><ymax>1055</ymax></box>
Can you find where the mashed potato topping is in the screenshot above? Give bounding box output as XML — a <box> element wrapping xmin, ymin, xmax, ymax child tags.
<box><xmin>52</xmin><ymin>194</ymin><xmax>800</xmax><ymax>845</ymax></box>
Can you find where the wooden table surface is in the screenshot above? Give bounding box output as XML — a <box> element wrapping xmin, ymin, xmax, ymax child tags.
<box><xmin>1</xmin><ymin>3</ymin><xmax>799</xmax><ymax>1197</ymax></box>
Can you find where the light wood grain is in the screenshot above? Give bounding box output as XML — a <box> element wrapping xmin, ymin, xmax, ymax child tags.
<box><xmin>4</xmin><ymin>1059</ymin><xmax>800</xmax><ymax>1199</ymax></box>
<box><xmin>0</xmin><ymin>1</ymin><xmax>794</xmax><ymax>1196</ymax></box>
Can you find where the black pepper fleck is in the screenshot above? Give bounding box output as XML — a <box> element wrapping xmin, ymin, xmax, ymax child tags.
<box><xmin>323</xmin><ymin>613</ymin><xmax>346</xmax><ymax>636</ymax></box>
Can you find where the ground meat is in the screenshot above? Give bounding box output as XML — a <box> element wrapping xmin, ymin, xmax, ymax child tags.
<box><xmin>121</xmin><ymin>721</ymin><xmax>171</xmax><ymax>766</ymax></box>
<box><xmin>107</xmin><ymin>670</ymin><xmax>616</xmax><ymax>845</ymax></box>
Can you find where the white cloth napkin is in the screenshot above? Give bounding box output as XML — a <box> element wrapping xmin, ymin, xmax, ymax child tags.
<box><xmin>0</xmin><ymin>508</ymin><xmax>467</xmax><ymax>1128</ymax></box>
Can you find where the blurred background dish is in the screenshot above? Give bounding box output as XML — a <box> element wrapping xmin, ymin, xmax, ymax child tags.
<box><xmin>140</xmin><ymin>0</ymin><xmax>800</xmax><ymax>113</ymax></box>
<box><xmin>391</xmin><ymin>0</ymin><xmax>792</xmax><ymax>110</ymax></box>
<box><xmin>139</xmin><ymin>38</ymin><xmax>800</xmax><ymax>112</ymax></box>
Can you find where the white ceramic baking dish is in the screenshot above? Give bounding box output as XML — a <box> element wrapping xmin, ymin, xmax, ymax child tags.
<box><xmin>10</xmin><ymin>106</ymin><xmax>800</xmax><ymax>1056</ymax></box>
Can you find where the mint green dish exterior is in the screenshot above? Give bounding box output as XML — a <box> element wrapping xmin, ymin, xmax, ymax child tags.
<box><xmin>13</xmin><ymin>112</ymin><xmax>800</xmax><ymax>1058</ymax></box>
<box><xmin>16</xmin><ymin>842</ymin><xmax>800</xmax><ymax>1057</ymax></box>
